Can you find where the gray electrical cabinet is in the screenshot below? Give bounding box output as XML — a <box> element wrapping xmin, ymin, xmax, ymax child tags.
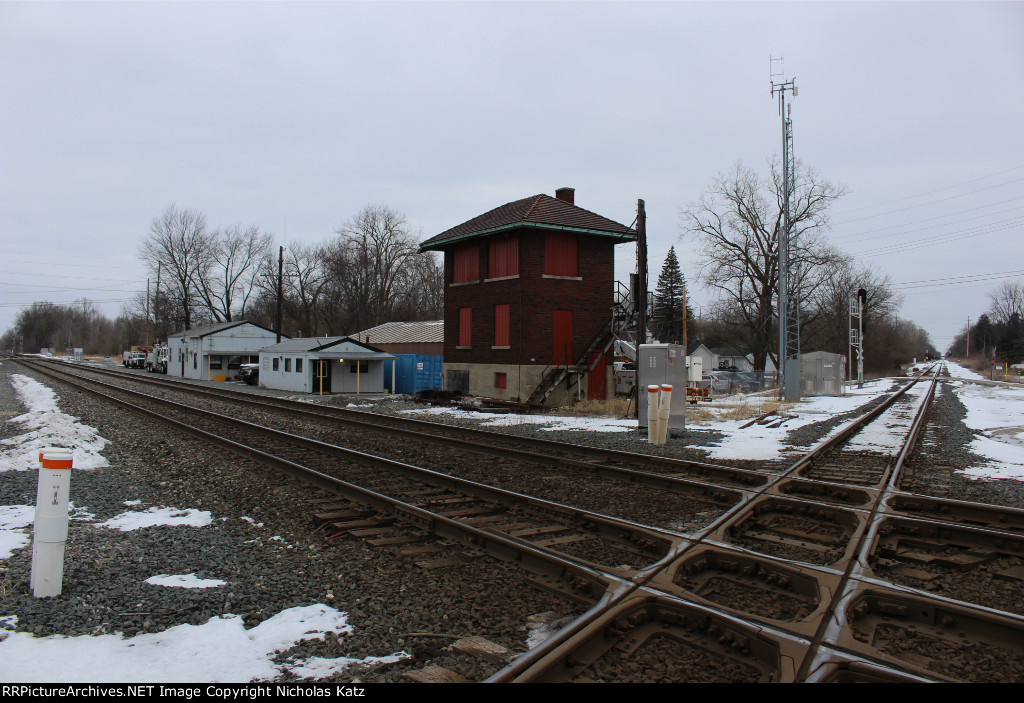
<box><xmin>638</xmin><ymin>343</ymin><xmax>686</xmax><ymax>432</ymax></box>
<box><xmin>800</xmin><ymin>351</ymin><xmax>846</xmax><ymax>396</ymax></box>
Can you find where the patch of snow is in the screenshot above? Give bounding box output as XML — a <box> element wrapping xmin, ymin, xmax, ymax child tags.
<box><xmin>145</xmin><ymin>573</ymin><xmax>227</xmax><ymax>589</ymax></box>
<box><xmin>0</xmin><ymin>374</ymin><xmax>109</xmax><ymax>472</ymax></box>
<box><xmin>0</xmin><ymin>604</ymin><xmax>403</xmax><ymax>683</ymax></box>
<box><xmin>97</xmin><ymin>507</ymin><xmax>213</xmax><ymax>531</ymax></box>
<box><xmin>0</xmin><ymin>505</ymin><xmax>34</xmax><ymax>559</ymax></box>
<box><xmin>951</xmin><ymin>380</ymin><xmax>1024</xmax><ymax>480</ymax></box>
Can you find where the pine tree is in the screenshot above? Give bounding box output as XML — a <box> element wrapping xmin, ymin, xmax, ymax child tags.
<box><xmin>651</xmin><ymin>247</ymin><xmax>693</xmax><ymax>345</ymax></box>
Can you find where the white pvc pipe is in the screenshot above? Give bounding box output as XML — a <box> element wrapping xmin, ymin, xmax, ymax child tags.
<box><xmin>658</xmin><ymin>384</ymin><xmax>673</xmax><ymax>444</ymax></box>
<box><xmin>30</xmin><ymin>447</ymin><xmax>73</xmax><ymax>598</ymax></box>
<box><xmin>647</xmin><ymin>385</ymin><xmax>660</xmax><ymax>443</ymax></box>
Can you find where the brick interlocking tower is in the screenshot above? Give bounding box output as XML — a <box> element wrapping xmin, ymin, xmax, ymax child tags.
<box><xmin>418</xmin><ymin>187</ymin><xmax>636</xmax><ymax>405</ymax></box>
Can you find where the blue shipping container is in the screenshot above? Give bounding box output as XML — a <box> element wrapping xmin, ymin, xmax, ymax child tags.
<box><xmin>383</xmin><ymin>354</ymin><xmax>443</xmax><ymax>394</ymax></box>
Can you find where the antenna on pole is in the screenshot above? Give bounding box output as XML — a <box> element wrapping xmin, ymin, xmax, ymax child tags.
<box><xmin>770</xmin><ymin>55</ymin><xmax>800</xmax><ymax>401</ymax></box>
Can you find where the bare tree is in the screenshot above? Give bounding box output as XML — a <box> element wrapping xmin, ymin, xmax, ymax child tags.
<box><xmin>255</xmin><ymin>242</ymin><xmax>333</xmax><ymax>338</ymax></box>
<box><xmin>680</xmin><ymin>159</ymin><xmax>846</xmax><ymax>371</ymax></box>
<box><xmin>140</xmin><ymin>205</ymin><xmax>212</xmax><ymax>330</ymax></box>
<box><xmin>802</xmin><ymin>255</ymin><xmax>902</xmax><ymax>361</ymax></box>
<box><xmin>196</xmin><ymin>224</ymin><xmax>275</xmax><ymax>322</ymax></box>
<box><xmin>989</xmin><ymin>280</ymin><xmax>1024</xmax><ymax>326</ymax></box>
<box><xmin>326</xmin><ymin>204</ymin><xmax>423</xmax><ymax>332</ymax></box>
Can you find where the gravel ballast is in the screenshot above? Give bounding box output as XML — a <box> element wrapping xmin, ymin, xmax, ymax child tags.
<box><xmin>0</xmin><ymin>362</ymin><xmax>584</xmax><ymax>682</ymax></box>
<box><xmin>2</xmin><ymin>360</ymin><xmax>1023</xmax><ymax>683</ymax></box>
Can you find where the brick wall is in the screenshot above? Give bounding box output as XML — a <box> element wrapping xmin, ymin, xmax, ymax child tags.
<box><xmin>442</xmin><ymin>227</ymin><xmax>615</xmax><ymax>370</ymax></box>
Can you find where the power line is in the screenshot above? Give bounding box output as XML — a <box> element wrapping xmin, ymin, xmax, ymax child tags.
<box><xmin>828</xmin><ymin>198</ymin><xmax>1024</xmax><ymax>244</ymax></box>
<box><xmin>0</xmin><ymin>297</ymin><xmax>137</xmax><ymax>309</ymax></box>
<box><xmin>0</xmin><ymin>280</ymin><xmax>144</xmax><ymax>293</ymax></box>
<box><xmin>892</xmin><ymin>269</ymin><xmax>1024</xmax><ymax>288</ymax></box>
<box><xmin>851</xmin><ymin>217</ymin><xmax>1023</xmax><ymax>257</ymax></box>
<box><xmin>832</xmin><ymin>164</ymin><xmax>1024</xmax><ymax>217</ymax></box>
<box><xmin>832</xmin><ymin>176</ymin><xmax>1024</xmax><ymax>225</ymax></box>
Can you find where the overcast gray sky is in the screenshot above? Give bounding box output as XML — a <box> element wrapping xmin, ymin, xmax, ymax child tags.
<box><xmin>2</xmin><ymin>1</ymin><xmax>1022</xmax><ymax>354</ymax></box>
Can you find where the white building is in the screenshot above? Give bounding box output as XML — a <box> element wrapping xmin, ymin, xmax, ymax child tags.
<box><xmin>167</xmin><ymin>321</ymin><xmax>282</xmax><ymax>381</ymax></box>
<box><xmin>258</xmin><ymin>337</ymin><xmax>395</xmax><ymax>394</ymax></box>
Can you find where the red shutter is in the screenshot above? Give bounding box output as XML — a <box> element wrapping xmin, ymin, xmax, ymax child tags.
<box><xmin>453</xmin><ymin>243</ymin><xmax>479</xmax><ymax>283</ymax></box>
<box><xmin>496</xmin><ymin>372</ymin><xmax>507</xmax><ymax>389</ymax></box>
<box><xmin>458</xmin><ymin>307</ymin><xmax>472</xmax><ymax>347</ymax></box>
<box><xmin>544</xmin><ymin>233</ymin><xmax>578</xmax><ymax>277</ymax></box>
<box><xmin>488</xmin><ymin>236</ymin><xmax>518</xmax><ymax>278</ymax></box>
<box><xmin>494</xmin><ymin>304</ymin><xmax>510</xmax><ymax>347</ymax></box>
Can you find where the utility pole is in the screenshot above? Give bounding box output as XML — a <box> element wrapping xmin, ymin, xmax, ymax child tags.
<box><xmin>771</xmin><ymin>56</ymin><xmax>800</xmax><ymax>401</ymax></box>
<box><xmin>636</xmin><ymin>199</ymin><xmax>648</xmax><ymax>348</ymax></box>
<box><xmin>154</xmin><ymin>262</ymin><xmax>161</xmax><ymax>342</ymax></box>
<box><xmin>276</xmin><ymin>246</ymin><xmax>284</xmax><ymax>343</ymax></box>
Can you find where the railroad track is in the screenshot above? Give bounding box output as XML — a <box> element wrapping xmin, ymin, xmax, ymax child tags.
<box><xmin>25</xmin><ymin>359</ymin><xmax>768</xmax><ymax>489</ymax></box>
<box><xmin>487</xmin><ymin>364</ymin><xmax>1024</xmax><ymax>683</ymax></box>
<box><xmin>14</xmin><ymin>359</ymin><xmax>1024</xmax><ymax>682</ymax></box>
<box><xmin>20</xmin><ymin>359</ymin><xmax>745</xmax><ymax>532</ymax></box>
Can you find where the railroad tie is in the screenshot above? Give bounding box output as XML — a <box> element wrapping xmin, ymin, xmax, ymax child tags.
<box><xmin>402</xmin><ymin>666</ymin><xmax>471</xmax><ymax>684</ymax></box>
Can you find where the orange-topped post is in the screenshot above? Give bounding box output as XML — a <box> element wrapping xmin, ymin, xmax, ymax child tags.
<box><xmin>30</xmin><ymin>447</ymin><xmax>73</xmax><ymax>597</ymax></box>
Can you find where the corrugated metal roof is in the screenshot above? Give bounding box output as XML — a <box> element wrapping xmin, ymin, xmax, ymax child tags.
<box><xmin>353</xmin><ymin>321</ymin><xmax>443</xmax><ymax>345</ymax></box>
<box><xmin>418</xmin><ymin>193</ymin><xmax>635</xmax><ymax>252</ymax></box>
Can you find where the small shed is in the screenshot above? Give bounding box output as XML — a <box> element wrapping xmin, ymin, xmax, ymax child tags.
<box><xmin>258</xmin><ymin>337</ymin><xmax>395</xmax><ymax>395</ymax></box>
<box><xmin>167</xmin><ymin>321</ymin><xmax>282</xmax><ymax>381</ymax></box>
<box><xmin>801</xmin><ymin>351</ymin><xmax>846</xmax><ymax>396</ymax></box>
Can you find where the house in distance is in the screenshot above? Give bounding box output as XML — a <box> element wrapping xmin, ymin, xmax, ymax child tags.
<box><xmin>418</xmin><ymin>187</ymin><xmax>636</xmax><ymax>405</ymax></box>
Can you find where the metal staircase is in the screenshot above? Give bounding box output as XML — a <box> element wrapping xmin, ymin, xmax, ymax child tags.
<box><xmin>526</xmin><ymin>282</ymin><xmax>647</xmax><ymax>406</ymax></box>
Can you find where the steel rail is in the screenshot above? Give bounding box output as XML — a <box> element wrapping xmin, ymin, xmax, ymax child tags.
<box><xmin>18</xmin><ymin>358</ymin><xmax>689</xmax><ymax>580</ymax></box>
<box><xmin>487</xmin><ymin>365</ymin><xmax>945</xmax><ymax>681</ymax></box>
<box><xmin>791</xmin><ymin>368</ymin><xmax>941</xmax><ymax>680</ymax></box>
<box><xmin>29</xmin><ymin>357</ymin><xmax>767</xmax><ymax>488</ymax></box>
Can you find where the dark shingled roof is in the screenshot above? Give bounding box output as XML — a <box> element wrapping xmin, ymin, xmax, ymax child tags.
<box><xmin>418</xmin><ymin>193</ymin><xmax>636</xmax><ymax>252</ymax></box>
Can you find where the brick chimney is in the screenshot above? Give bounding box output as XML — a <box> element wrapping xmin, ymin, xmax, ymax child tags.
<box><xmin>555</xmin><ymin>187</ymin><xmax>575</xmax><ymax>205</ymax></box>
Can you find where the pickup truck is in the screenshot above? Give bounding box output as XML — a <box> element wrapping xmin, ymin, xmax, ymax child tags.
<box><xmin>239</xmin><ymin>363</ymin><xmax>259</xmax><ymax>386</ymax></box>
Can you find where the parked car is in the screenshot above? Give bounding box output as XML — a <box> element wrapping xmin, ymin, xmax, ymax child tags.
<box><xmin>238</xmin><ymin>363</ymin><xmax>259</xmax><ymax>386</ymax></box>
<box><xmin>703</xmin><ymin>372</ymin><xmax>733</xmax><ymax>395</ymax></box>
<box><xmin>733</xmin><ymin>372</ymin><xmax>765</xmax><ymax>392</ymax></box>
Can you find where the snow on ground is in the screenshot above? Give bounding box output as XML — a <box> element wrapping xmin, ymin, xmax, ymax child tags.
<box><xmin>404</xmin><ymin>405</ymin><xmax>637</xmax><ymax>433</ymax></box>
<box><xmin>4</xmin><ymin>365</ymin><xmax>1023</xmax><ymax>680</ymax></box>
<box><xmin>946</xmin><ymin>373</ymin><xmax>1024</xmax><ymax>481</ymax></box>
<box><xmin>0</xmin><ymin>500</ymin><xmax>410</xmax><ymax>682</ymax></box>
<box><xmin>0</xmin><ymin>505</ymin><xmax>33</xmax><ymax>559</ymax></box>
<box><xmin>144</xmin><ymin>573</ymin><xmax>227</xmax><ymax>589</ymax></box>
<box><xmin>97</xmin><ymin>506</ymin><xmax>214</xmax><ymax>531</ymax></box>
<box><xmin>693</xmin><ymin>381</ymin><xmax>895</xmax><ymax>461</ymax></box>
<box><xmin>402</xmin><ymin>384</ymin><xmax>903</xmax><ymax>461</ymax></box>
<box><xmin>0</xmin><ymin>374</ymin><xmax>108</xmax><ymax>472</ymax></box>
<box><xmin>0</xmin><ymin>374</ymin><xmax>409</xmax><ymax>682</ymax></box>
<box><xmin>0</xmin><ymin>605</ymin><xmax>409</xmax><ymax>683</ymax></box>
<box><xmin>946</xmin><ymin>360</ymin><xmax>986</xmax><ymax>381</ymax></box>
<box><xmin>843</xmin><ymin>381</ymin><xmax>931</xmax><ymax>455</ymax></box>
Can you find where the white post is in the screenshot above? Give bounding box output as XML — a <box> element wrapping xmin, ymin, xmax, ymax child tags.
<box><xmin>30</xmin><ymin>447</ymin><xmax>73</xmax><ymax>598</ymax></box>
<box><xmin>647</xmin><ymin>385</ymin><xmax>660</xmax><ymax>443</ymax></box>
<box><xmin>658</xmin><ymin>384</ymin><xmax>673</xmax><ymax>444</ymax></box>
